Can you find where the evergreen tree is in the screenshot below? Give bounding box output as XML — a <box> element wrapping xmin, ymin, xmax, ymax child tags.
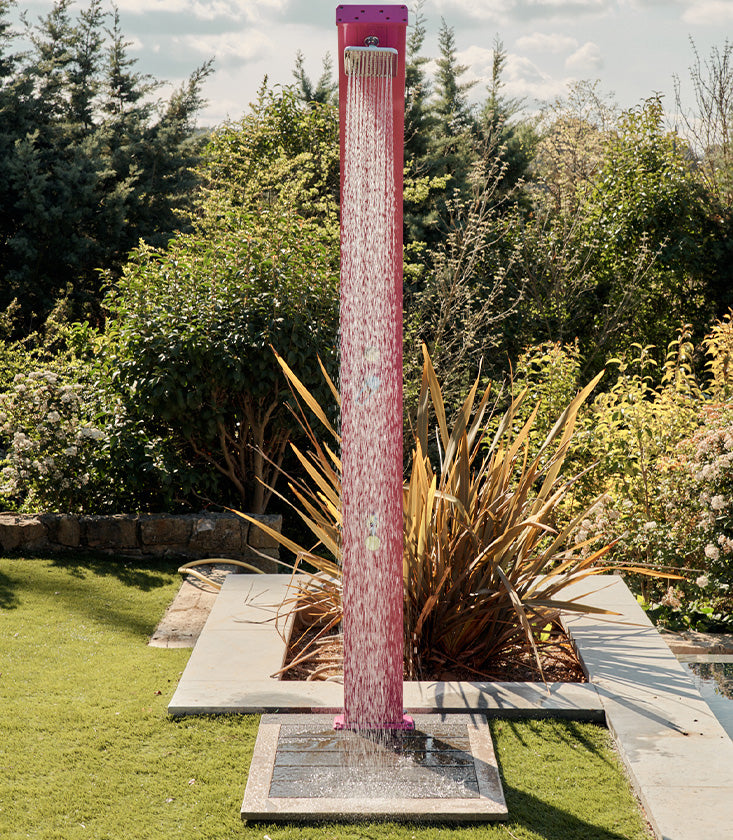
<box><xmin>478</xmin><ymin>37</ymin><xmax>535</xmax><ymax>197</ymax></box>
<box><xmin>432</xmin><ymin>18</ymin><xmax>476</xmax><ymax>144</ymax></box>
<box><xmin>0</xmin><ymin>0</ymin><xmax>212</xmax><ymax>335</ymax></box>
<box><xmin>292</xmin><ymin>50</ymin><xmax>337</xmax><ymax>105</ymax></box>
<box><xmin>404</xmin><ymin>18</ymin><xmax>477</xmax><ymax>250</ymax></box>
<box><xmin>404</xmin><ymin>0</ymin><xmax>433</xmax><ymax>167</ymax></box>
<box><xmin>67</xmin><ymin>0</ymin><xmax>105</xmax><ymax>128</ymax></box>
<box><xmin>426</xmin><ymin>20</ymin><xmax>477</xmax><ymax>203</ymax></box>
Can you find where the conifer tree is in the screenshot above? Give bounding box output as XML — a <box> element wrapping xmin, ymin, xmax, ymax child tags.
<box><xmin>478</xmin><ymin>37</ymin><xmax>535</xmax><ymax>197</ymax></box>
<box><xmin>0</xmin><ymin>0</ymin><xmax>212</xmax><ymax>335</ymax></box>
<box><xmin>404</xmin><ymin>0</ymin><xmax>433</xmax><ymax>167</ymax></box>
<box><xmin>426</xmin><ymin>18</ymin><xmax>477</xmax><ymax>198</ymax></box>
<box><xmin>433</xmin><ymin>18</ymin><xmax>476</xmax><ymax>143</ymax></box>
<box><xmin>292</xmin><ymin>50</ymin><xmax>337</xmax><ymax>105</ymax></box>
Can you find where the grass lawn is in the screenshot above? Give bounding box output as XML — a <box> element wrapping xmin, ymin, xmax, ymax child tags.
<box><xmin>0</xmin><ymin>554</ymin><xmax>653</xmax><ymax>840</ymax></box>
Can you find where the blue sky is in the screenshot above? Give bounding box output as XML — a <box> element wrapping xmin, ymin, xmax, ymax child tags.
<box><xmin>11</xmin><ymin>0</ymin><xmax>733</xmax><ymax>125</ymax></box>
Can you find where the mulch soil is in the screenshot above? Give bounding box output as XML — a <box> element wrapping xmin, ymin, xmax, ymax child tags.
<box><xmin>281</xmin><ymin>626</ymin><xmax>586</xmax><ymax>683</ymax></box>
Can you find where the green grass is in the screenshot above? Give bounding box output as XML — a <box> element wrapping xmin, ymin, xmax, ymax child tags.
<box><xmin>0</xmin><ymin>555</ymin><xmax>653</xmax><ymax>840</ymax></box>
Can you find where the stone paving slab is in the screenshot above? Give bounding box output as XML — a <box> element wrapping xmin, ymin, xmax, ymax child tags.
<box><xmin>659</xmin><ymin>629</ymin><xmax>733</xmax><ymax>655</ymax></box>
<box><xmin>561</xmin><ymin>576</ymin><xmax>733</xmax><ymax>840</ymax></box>
<box><xmin>241</xmin><ymin>714</ymin><xmax>507</xmax><ymax>822</ymax></box>
<box><xmin>402</xmin><ymin>680</ymin><xmax>604</xmax><ymax>719</ymax></box>
<box><xmin>634</xmin><ymin>785</ymin><xmax>733</xmax><ymax>840</ymax></box>
<box><xmin>677</xmin><ymin>652</ymin><xmax>733</xmax><ymax>663</ymax></box>
<box><xmin>149</xmin><ymin>577</ymin><xmax>218</xmax><ymax>648</ymax></box>
<box><xmin>168</xmin><ymin>678</ymin><xmax>344</xmax><ymax>715</ymax></box>
<box><xmin>168</xmin><ymin>576</ymin><xmax>604</xmax><ymax>718</ymax></box>
<box><xmin>169</xmin><ymin>574</ymin><xmax>733</xmax><ymax>839</ymax></box>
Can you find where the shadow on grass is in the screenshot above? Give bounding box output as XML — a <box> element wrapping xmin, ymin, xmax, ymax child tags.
<box><xmin>246</xmin><ymin>791</ymin><xmax>643</xmax><ymax>840</ymax></box>
<box><xmin>546</xmin><ymin>717</ymin><xmax>619</xmax><ymax>771</ymax></box>
<box><xmin>488</xmin><ymin>719</ymin><xmax>649</xmax><ymax>840</ymax></box>
<box><xmin>3</xmin><ymin>551</ymin><xmax>179</xmax><ymax>638</ymax></box>
<box><xmin>501</xmin><ymin>784</ymin><xmax>644</xmax><ymax>840</ymax></box>
<box><xmin>48</xmin><ymin>550</ymin><xmax>176</xmax><ymax>592</ymax></box>
<box><xmin>0</xmin><ymin>568</ymin><xmax>19</xmax><ymax>610</ymax></box>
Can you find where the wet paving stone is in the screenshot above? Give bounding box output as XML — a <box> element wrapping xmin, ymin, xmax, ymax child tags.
<box><xmin>241</xmin><ymin>714</ymin><xmax>508</xmax><ymax>821</ymax></box>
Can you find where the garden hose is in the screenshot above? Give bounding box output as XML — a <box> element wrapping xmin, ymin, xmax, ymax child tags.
<box><xmin>177</xmin><ymin>557</ymin><xmax>265</xmax><ymax>591</ymax></box>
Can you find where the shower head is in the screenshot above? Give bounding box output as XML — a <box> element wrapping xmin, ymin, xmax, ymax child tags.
<box><xmin>344</xmin><ymin>45</ymin><xmax>398</xmax><ymax>78</ymax></box>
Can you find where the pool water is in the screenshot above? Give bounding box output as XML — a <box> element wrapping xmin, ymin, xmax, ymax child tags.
<box><xmin>678</xmin><ymin>655</ymin><xmax>733</xmax><ymax>740</ymax></box>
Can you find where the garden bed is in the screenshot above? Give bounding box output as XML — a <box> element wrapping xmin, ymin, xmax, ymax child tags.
<box><xmin>281</xmin><ymin>618</ymin><xmax>587</xmax><ymax>683</ymax></box>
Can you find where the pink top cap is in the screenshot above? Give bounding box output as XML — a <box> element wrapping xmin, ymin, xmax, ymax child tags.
<box><xmin>336</xmin><ymin>5</ymin><xmax>408</xmax><ymax>24</ymax></box>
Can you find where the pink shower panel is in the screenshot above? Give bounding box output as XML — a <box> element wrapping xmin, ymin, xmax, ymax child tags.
<box><xmin>336</xmin><ymin>5</ymin><xmax>408</xmax><ymax>729</ymax></box>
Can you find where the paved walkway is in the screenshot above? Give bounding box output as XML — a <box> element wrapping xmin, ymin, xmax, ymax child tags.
<box><xmin>168</xmin><ymin>573</ymin><xmax>733</xmax><ymax>840</ymax></box>
<box><xmin>562</xmin><ymin>577</ymin><xmax>733</xmax><ymax>840</ymax></box>
<box><xmin>149</xmin><ymin>564</ymin><xmax>238</xmax><ymax>648</ymax></box>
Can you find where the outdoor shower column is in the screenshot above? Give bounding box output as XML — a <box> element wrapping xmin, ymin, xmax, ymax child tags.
<box><xmin>336</xmin><ymin>4</ymin><xmax>410</xmax><ymax>730</ymax></box>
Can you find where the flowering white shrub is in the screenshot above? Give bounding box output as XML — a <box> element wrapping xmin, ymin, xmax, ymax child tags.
<box><xmin>574</xmin><ymin>401</ymin><xmax>733</xmax><ymax>609</ymax></box>
<box><xmin>0</xmin><ymin>369</ymin><xmax>106</xmax><ymax>512</ymax></box>
<box><xmin>688</xmin><ymin>404</ymin><xmax>733</xmax><ymax>588</ymax></box>
<box><xmin>0</xmin><ymin>357</ymin><xmax>219</xmax><ymax>514</ymax></box>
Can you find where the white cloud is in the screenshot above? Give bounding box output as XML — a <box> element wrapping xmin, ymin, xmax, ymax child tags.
<box><xmin>175</xmin><ymin>29</ymin><xmax>273</xmax><ymax>65</ymax></box>
<box><xmin>516</xmin><ymin>32</ymin><xmax>579</xmax><ymax>53</ymax></box>
<box><xmin>455</xmin><ymin>45</ymin><xmax>570</xmax><ymax>102</ymax></box>
<box><xmin>433</xmin><ymin>0</ymin><xmax>613</xmax><ymax>22</ymax></box>
<box><xmin>116</xmin><ymin>0</ymin><xmax>187</xmax><ymax>13</ymax></box>
<box><xmin>504</xmin><ymin>53</ymin><xmax>570</xmax><ymax>100</ymax></box>
<box><xmin>521</xmin><ymin>0</ymin><xmax>609</xmax><ymax>9</ymax></box>
<box><xmin>115</xmin><ymin>0</ymin><xmax>288</xmax><ymax>23</ymax></box>
<box><xmin>681</xmin><ymin>0</ymin><xmax>733</xmax><ymax>24</ymax></box>
<box><xmin>431</xmin><ymin>0</ymin><xmax>508</xmax><ymax>22</ymax></box>
<box><xmin>456</xmin><ymin>44</ymin><xmax>499</xmax><ymax>77</ymax></box>
<box><xmin>565</xmin><ymin>41</ymin><xmax>604</xmax><ymax>72</ymax></box>
<box><xmin>198</xmin><ymin>95</ymin><xmax>249</xmax><ymax>125</ymax></box>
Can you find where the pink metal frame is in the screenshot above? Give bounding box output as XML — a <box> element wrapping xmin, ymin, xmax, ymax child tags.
<box><xmin>336</xmin><ymin>5</ymin><xmax>412</xmax><ymax>731</ymax></box>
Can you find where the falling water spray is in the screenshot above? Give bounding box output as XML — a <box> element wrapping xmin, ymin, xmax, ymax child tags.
<box><xmin>335</xmin><ymin>4</ymin><xmax>412</xmax><ymax>731</ymax></box>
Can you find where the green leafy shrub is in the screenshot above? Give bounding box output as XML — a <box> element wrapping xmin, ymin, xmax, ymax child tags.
<box><xmin>489</xmin><ymin>341</ymin><xmax>584</xmax><ymax>459</ymax></box>
<box><xmin>568</xmin><ymin>318</ymin><xmax>733</xmax><ymax>620</ymax></box>
<box><xmin>107</xmin><ymin>208</ymin><xmax>339</xmax><ymax>513</ymax></box>
<box><xmin>705</xmin><ymin>309</ymin><xmax>733</xmax><ymax>401</ymax></box>
<box><xmin>200</xmin><ymin>83</ymin><xmax>340</xmax><ymax>231</ymax></box>
<box><xmin>104</xmin><ymin>84</ymin><xmax>341</xmax><ymax>514</ymax></box>
<box><xmin>584</xmin><ymin>335</ymin><xmax>699</xmax><ymax>501</ymax></box>
<box><xmin>564</xmin><ymin>333</ymin><xmax>702</xmax><ymax>605</ymax></box>
<box><xmin>644</xmin><ymin>593</ymin><xmax>733</xmax><ymax>633</ymax></box>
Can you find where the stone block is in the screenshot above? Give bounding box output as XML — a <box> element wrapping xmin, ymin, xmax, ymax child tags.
<box><xmin>189</xmin><ymin>512</ymin><xmax>245</xmax><ymax>555</ymax></box>
<box><xmin>139</xmin><ymin>514</ymin><xmax>193</xmax><ymax>548</ymax></box>
<box><xmin>0</xmin><ymin>514</ymin><xmax>22</xmax><ymax>551</ymax></box>
<box><xmin>82</xmin><ymin>514</ymin><xmax>138</xmax><ymax>549</ymax></box>
<box><xmin>247</xmin><ymin>514</ymin><xmax>283</xmax><ymax>549</ymax></box>
<box><xmin>242</xmin><ymin>546</ymin><xmax>279</xmax><ymax>574</ymax></box>
<box><xmin>41</xmin><ymin>514</ymin><xmax>80</xmax><ymax>547</ymax></box>
<box><xmin>0</xmin><ymin>514</ymin><xmax>46</xmax><ymax>551</ymax></box>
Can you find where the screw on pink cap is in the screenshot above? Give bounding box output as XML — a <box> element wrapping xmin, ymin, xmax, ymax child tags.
<box><xmin>336</xmin><ymin>5</ymin><xmax>408</xmax><ymax>24</ymax></box>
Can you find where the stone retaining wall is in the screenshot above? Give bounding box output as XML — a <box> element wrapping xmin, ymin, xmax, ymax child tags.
<box><xmin>0</xmin><ymin>511</ymin><xmax>282</xmax><ymax>573</ymax></box>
